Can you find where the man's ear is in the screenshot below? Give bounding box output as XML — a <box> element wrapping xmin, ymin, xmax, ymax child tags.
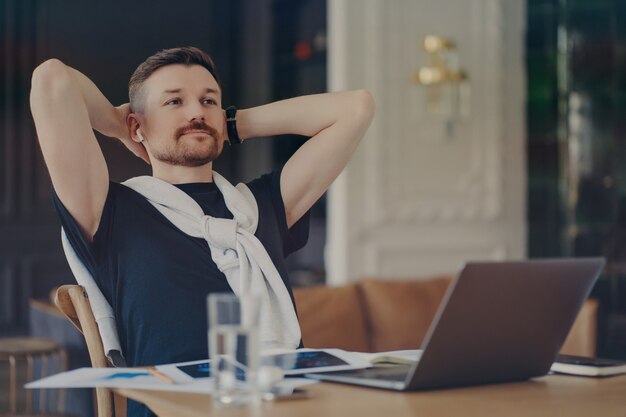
<box><xmin>127</xmin><ymin>114</ymin><xmax>142</xmax><ymax>144</ymax></box>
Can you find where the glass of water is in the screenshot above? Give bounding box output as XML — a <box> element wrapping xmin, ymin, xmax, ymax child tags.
<box><xmin>207</xmin><ymin>292</ymin><xmax>261</xmax><ymax>406</ymax></box>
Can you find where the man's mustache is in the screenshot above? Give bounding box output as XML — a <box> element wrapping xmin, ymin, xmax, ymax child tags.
<box><xmin>174</xmin><ymin>121</ymin><xmax>220</xmax><ymax>141</ymax></box>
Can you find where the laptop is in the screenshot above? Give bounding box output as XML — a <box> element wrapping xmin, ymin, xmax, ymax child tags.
<box><xmin>306</xmin><ymin>258</ymin><xmax>605</xmax><ymax>390</ymax></box>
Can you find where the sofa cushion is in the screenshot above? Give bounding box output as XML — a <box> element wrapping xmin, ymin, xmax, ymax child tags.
<box><xmin>560</xmin><ymin>298</ymin><xmax>598</xmax><ymax>357</ymax></box>
<box><xmin>359</xmin><ymin>276</ymin><xmax>452</xmax><ymax>352</ymax></box>
<box><xmin>293</xmin><ymin>283</ymin><xmax>370</xmax><ymax>352</ymax></box>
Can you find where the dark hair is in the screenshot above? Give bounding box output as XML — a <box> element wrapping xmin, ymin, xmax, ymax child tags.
<box><xmin>128</xmin><ymin>46</ymin><xmax>220</xmax><ymax>112</ymax></box>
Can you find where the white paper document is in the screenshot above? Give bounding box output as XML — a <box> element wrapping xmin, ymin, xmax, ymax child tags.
<box><xmin>25</xmin><ymin>366</ymin><xmax>316</xmax><ymax>393</ymax></box>
<box><xmin>26</xmin><ymin>367</ymin><xmax>213</xmax><ymax>392</ymax></box>
<box><xmin>25</xmin><ymin>348</ymin><xmax>370</xmax><ymax>392</ymax></box>
<box><xmin>350</xmin><ymin>349</ymin><xmax>423</xmax><ymax>365</ymax></box>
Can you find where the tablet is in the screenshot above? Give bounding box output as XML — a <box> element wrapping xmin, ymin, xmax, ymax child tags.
<box><xmin>157</xmin><ymin>348</ymin><xmax>371</xmax><ymax>383</ymax></box>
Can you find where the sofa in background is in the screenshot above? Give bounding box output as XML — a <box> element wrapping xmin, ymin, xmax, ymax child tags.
<box><xmin>293</xmin><ymin>275</ymin><xmax>598</xmax><ymax>357</ymax></box>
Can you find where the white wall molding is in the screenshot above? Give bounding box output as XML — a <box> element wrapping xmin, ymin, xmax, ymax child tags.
<box><xmin>327</xmin><ymin>0</ymin><xmax>526</xmax><ymax>284</ymax></box>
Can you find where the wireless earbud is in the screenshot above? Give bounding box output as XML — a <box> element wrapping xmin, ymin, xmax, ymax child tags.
<box><xmin>136</xmin><ymin>128</ymin><xmax>145</xmax><ymax>142</ymax></box>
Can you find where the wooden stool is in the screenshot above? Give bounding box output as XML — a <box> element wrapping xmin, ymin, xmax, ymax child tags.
<box><xmin>0</xmin><ymin>337</ymin><xmax>68</xmax><ymax>415</ymax></box>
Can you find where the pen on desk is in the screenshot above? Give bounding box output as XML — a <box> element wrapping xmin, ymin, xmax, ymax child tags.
<box><xmin>145</xmin><ymin>366</ymin><xmax>175</xmax><ymax>384</ymax></box>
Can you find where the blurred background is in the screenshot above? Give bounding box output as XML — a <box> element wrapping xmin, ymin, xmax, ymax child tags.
<box><xmin>2</xmin><ymin>0</ymin><xmax>626</xmax><ymax>411</ymax></box>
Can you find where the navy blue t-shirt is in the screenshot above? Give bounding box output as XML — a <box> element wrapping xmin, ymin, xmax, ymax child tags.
<box><xmin>53</xmin><ymin>168</ymin><xmax>309</xmax><ymax>416</ymax></box>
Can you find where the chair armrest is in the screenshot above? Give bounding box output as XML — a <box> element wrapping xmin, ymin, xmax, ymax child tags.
<box><xmin>54</xmin><ymin>285</ymin><xmax>84</xmax><ymax>334</ymax></box>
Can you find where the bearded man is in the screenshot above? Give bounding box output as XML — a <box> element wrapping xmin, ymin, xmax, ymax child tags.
<box><xmin>30</xmin><ymin>46</ymin><xmax>374</xmax><ymax>416</ymax></box>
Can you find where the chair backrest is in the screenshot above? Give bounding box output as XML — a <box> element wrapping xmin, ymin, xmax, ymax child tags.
<box><xmin>54</xmin><ymin>285</ymin><xmax>126</xmax><ymax>417</ymax></box>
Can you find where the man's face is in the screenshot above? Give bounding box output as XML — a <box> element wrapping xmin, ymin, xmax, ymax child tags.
<box><xmin>138</xmin><ymin>64</ymin><xmax>225</xmax><ymax>167</ymax></box>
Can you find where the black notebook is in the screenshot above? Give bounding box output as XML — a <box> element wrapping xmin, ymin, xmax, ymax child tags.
<box><xmin>551</xmin><ymin>355</ymin><xmax>626</xmax><ymax>377</ymax></box>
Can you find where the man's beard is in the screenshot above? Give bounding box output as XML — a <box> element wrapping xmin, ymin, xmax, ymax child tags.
<box><xmin>150</xmin><ymin>121</ymin><xmax>224</xmax><ymax>167</ymax></box>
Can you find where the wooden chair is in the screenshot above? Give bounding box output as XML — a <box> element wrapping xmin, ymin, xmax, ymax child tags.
<box><xmin>54</xmin><ymin>285</ymin><xmax>126</xmax><ymax>417</ymax></box>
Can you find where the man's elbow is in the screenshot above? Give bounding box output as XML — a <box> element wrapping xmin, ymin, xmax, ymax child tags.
<box><xmin>30</xmin><ymin>59</ymin><xmax>72</xmax><ymax>101</ymax></box>
<box><xmin>351</xmin><ymin>89</ymin><xmax>376</xmax><ymax>123</ymax></box>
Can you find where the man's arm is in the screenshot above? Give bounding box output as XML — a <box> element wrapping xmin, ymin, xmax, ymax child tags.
<box><xmin>30</xmin><ymin>59</ymin><xmax>147</xmax><ymax>240</ymax></box>
<box><xmin>236</xmin><ymin>90</ymin><xmax>375</xmax><ymax>228</ymax></box>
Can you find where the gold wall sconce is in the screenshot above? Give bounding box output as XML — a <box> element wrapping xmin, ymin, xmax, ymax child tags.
<box><xmin>413</xmin><ymin>35</ymin><xmax>469</xmax><ymax>136</ymax></box>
